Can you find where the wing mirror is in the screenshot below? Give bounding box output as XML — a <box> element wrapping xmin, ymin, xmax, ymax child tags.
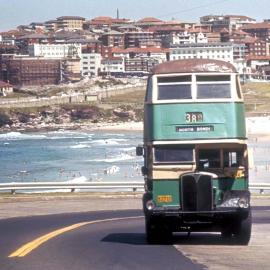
<box><xmin>136</xmin><ymin>145</ymin><xmax>144</xmax><ymax>156</ymax></box>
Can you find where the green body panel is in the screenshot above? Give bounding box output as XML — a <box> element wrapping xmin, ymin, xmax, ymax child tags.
<box><xmin>144</xmin><ymin>102</ymin><xmax>246</xmax><ymax>141</ymax></box>
<box><xmin>152</xmin><ymin>178</ymin><xmax>247</xmax><ymax>207</ymax></box>
<box><xmin>153</xmin><ymin>180</ymin><xmax>180</xmax><ymax>207</ymax></box>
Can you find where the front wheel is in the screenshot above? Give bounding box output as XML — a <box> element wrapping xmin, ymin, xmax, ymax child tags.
<box><xmin>145</xmin><ymin>216</ymin><xmax>172</xmax><ymax>244</ymax></box>
<box><xmin>145</xmin><ymin>216</ymin><xmax>158</xmax><ymax>244</ymax></box>
<box><xmin>234</xmin><ymin>211</ymin><xmax>252</xmax><ymax>245</ymax></box>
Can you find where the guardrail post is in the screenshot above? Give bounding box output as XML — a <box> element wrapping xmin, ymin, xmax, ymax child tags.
<box><xmin>11</xmin><ymin>189</ymin><xmax>15</xmax><ymax>195</ymax></box>
<box><xmin>71</xmin><ymin>188</ymin><xmax>75</xmax><ymax>192</ymax></box>
<box><xmin>260</xmin><ymin>189</ymin><xmax>264</xmax><ymax>194</ymax></box>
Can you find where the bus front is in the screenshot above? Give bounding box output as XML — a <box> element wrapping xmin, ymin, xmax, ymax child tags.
<box><xmin>138</xmin><ymin>59</ymin><xmax>251</xmax><ymax>244</ymax></box>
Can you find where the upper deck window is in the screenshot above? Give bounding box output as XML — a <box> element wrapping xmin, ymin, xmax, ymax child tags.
<box><xmin>196</xmin><ymin>75</ymin><xmax>231</xmax><ymax>99</ymax></box>
<box><xmin>158</xmin><ymin>84</ymin><xmax>192</xmax><ymax>100</ymax></box>
<box><xmin>157</xmin><ymin>75</ymin><xmax>192</xmax><ymax>100</ymax></box>
<box><xmin>158</xmin><ymin>76</ymin><xmax>191</xmax><ymax>83</ymax></box>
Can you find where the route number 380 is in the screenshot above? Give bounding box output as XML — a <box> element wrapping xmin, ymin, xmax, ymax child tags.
<box><xmin>186</xmin><ymin>112</ymin><xmax>203</xmax><ymax>123</ymax></box>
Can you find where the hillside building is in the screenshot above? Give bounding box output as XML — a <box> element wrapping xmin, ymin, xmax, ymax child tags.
<box><xmin>81</xmin><ymin>53</ymin><xmax>101</xmax><ymax>77</ymax></box>
<box><xmin>28</xmin><ymin>43</ymin><xmax>82</xmax><ymax>59</ymax></box>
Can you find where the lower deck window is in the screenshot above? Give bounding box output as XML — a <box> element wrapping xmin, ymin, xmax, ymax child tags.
<box><xmin>224</xmin><ymin>150</ymin><xmax>243</xmax><ymax>167</ymax></box>
<box><xmin>198</xmin><ymin>149</ymin><xmax>220</xmax><ymax>169</ymax></box>
<box><xmin>154</xmin><ymin>147</ymin><xmax>194</xmax><ymax>164</ymax></box>
<box><xmin>198</xmin><ymin>148</ymin><xmax>244</xmax><ymax>169</ymax></box>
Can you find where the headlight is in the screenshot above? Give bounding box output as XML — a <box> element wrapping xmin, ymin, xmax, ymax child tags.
<box><xmin>238</xmin><ymin>197</ymin><xmax>249</xmax><ymax>208</ymax></box>
<box><xmin>220</xmin><ymin>197</ymin><xmax>249</xmax><ymax>208</ymax></box>
<box><xmin>221</xmin><ymin>198</ymin><xmax>239</xmax><ymax>208</ymax></box>
<box><xmin>145</xmin><ymin>200</ymin><xmax>155</xmax><ymax>210</ymax></box>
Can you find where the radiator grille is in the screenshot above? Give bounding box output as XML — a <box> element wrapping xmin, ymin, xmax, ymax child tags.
<box><xmin>181</xmin><ymin>173</ymin><xmax>213</xmax><ymax>211</ymax></box>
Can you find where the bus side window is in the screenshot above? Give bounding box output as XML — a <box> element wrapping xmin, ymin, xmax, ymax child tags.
<box><xmin>198</xmin><ymin>149</ymin><xmax>220</xmax><ymax>169</ymax></box>
<box><xmin>223</xmin><ymin>150</ymin><xmax>242</xmax><ymax>167</ymax></box>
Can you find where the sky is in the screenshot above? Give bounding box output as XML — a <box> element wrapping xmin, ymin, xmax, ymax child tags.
<box><xmin>0</xmin><ymin>0</ymin><xmax>270</xmax><ymax>31</ymax></box>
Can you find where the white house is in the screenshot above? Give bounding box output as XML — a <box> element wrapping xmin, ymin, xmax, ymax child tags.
<box><xmin>28</xmin><ymin>44</ymin><xmax>82</xmax><ymax>59</ymax></box>
<box><xmin>100</xmin><ymin>57</ymin><xmax>125</xmax><ymax>75</ymax></box>
<box><xmin>170</xmin><ymin>31</ymin><xmax>208</xmax><ymax>45</ymax></box>
<box><xmin>81</xmin><ymin>53</ymin><xmax>101</xmax><ymax>77</ymax></box>
<box><xmin>170</xmin><ymin>42</ymin><xmax>234</xmax><ymax>64</ymax></box>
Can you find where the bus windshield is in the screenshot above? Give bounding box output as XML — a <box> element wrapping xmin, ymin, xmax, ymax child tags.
<box><xmin>154</xmin><ymin>146</ymin><xmax>194</xmax><ymax>164</ymax></box>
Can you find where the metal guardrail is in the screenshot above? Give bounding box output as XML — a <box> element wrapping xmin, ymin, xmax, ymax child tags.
<box><xmin>0</xmin><ymin>182</ymin><xmax>145</xmax><ymax>194</ymax></box>
<box><xmin>0</xmin><ymin>182</ymin><xmax>269</xmax><ymax>194</ymax></box>
<box><xmin>249</xmin><ymin>183</ymin><xmax>270</xmax><ymax>194</ymax></box>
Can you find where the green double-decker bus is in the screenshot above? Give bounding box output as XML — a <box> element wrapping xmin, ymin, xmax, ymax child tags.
<box><xmin>137</xmin><ymin>59</ymin><xmax>251</xmax><ymax>244</ymax></box>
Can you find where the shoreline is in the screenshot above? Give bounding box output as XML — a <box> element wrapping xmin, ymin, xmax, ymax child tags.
<box><xmin>0</xmin><ymin>121</ymin><xmax>143</xmax><ymax>133</ymax></box>
<box><xmin>0</xmin><ymin>116</ymin><xmax>270</xmax><ymax>135</ymax></box>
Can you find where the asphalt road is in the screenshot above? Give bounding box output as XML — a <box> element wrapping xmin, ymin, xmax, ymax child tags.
<box><xmin>0</xmin><ymin>205</ymin><xmax>269</xmax><ymax>270</ymax></box>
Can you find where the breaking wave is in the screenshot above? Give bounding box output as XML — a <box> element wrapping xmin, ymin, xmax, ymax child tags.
<box><xmin>104</xmin><ymin>165</ymin><xmax>120</xmax><ymax>174</ymax></box>
<box><xmin>90</xmin><ymin>138</ymin><xmax>128</xmax><ymax>146</ymax></box>
<box><xmin>88</xmin><ymin>153</ymin><xmax>135</xmax><ymax>163</ymax></box>
<box><xmin>0</xmin><ymin>132</ymin><xmax>47</xmax><ymax>140</ymax></box>
<box><xmin>66</xmin><ymin>176</ymin><xmax>88</xmax><ymax>183</ymax></box>
<box><xmin>70</xmin><ymin>144</ymin><xmax>91</xmax><ymax>149</ymax></box>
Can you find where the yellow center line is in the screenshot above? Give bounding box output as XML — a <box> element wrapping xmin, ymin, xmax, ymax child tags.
<box><xmin>9</xmin><ymin>216</ymin><xmax>144</xmax><ymax>258</ymax></box>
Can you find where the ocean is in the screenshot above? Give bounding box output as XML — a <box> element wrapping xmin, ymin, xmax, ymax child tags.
<box><xmin>0</xmin><ymin>130</ymin><xmax>269</xmax><ymax>184</ymax></box>
<box><xmin>0</xmin><ymin>130</ymin><xmax>143</xmax><ymax>183</ymax></box>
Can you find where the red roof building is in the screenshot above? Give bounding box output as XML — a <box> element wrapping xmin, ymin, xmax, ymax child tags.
<box><xmin>241</xmin><ymin>23</ymin><xmax>270</xmax><ymax>41</ymax></box>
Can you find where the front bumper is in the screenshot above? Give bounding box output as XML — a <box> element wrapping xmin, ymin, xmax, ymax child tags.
<box><xmin>148</xmin><ymin>206</ymin><xmax>249</xmax><ymax>218</ymax></box>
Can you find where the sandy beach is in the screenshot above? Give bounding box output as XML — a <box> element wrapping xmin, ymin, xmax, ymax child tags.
<box><xmin>1</xmin><ymin>116</ymin><xmax>270</xmax><ymax>136</ymax></box>
<box><xmin>93</xmin><ymin>116</ymin><xmax>270</xmax><ymax>137</ymax></box>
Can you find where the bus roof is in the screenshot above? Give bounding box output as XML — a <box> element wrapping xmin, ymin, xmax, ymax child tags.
<box><xmin>152</xmin><ymin>59</ymin><xmax>237</xmax><ymax>75</ymax></box>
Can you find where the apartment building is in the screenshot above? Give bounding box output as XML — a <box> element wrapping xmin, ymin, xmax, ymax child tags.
<box><xmin>245</xmin><ymin>38</ymin><xmax>267</xmax><ymax>56</ymax></box>
<box><xmin>169</xmin><ymin>31</ymin><xmax>208</xmax><ymax>45</ymax></box>
<box><xmin>81</xmin><ymin>53</ymin><xmax>101</xmax><ymax>76</ymax></box>
<box><xmin>56</xmin><ymin>16</ymin><xmax>86</xmax><ymax>31</ymax></box>
<box><xmin>112</xmin><ymin>47</ymin><xmax>168</xmax><ymax>62</ymax></box>
<box><xmin>0</xmin><ymin>54</ymin><xmax>61</xmax><ymax>86</ymax></box>
<box><xmin>125</xmin><ymin>57</ymin><xmax>159</xmax><ymax>75</ymax></box>
<box><xmin>100</xmin><ymin>57</ymin><xmax>124</xmax><ymax>75</ymax></box>
<box><xmin>44</xmin><ymin>20</ymin><xmax>58</xmax><ymax>32</ymax></box>
<box><xmin>170</xmin><ymin>42</ymin><xmax>234</xmax><ymax>63</ymax></box>
<box><xmin>200</xmin><ymin>15</ymin><xmax>256</xmax><ymax>32</ymax></box>
<box><xmin>86</xmin><ymin>16</ymin><xmax>131</xmax><ymax>30</ymax></box>
<box><xmin>28</xmin><ymin>43</ymin><xmax>82</xmax><ymax>59</ymax></box>
<box><xmin>100</xmin><ymin>30</ymin><xmax>125</xmax><ymax>48</ymax></box>
<box><xmin>124</xmin><ymin>31</ymin><xmax>161</xmax><ymax>48</ymax></box>
<box><xmin>241</xmin><ymin>23</ymin><xmax>270</xmax><ymax>42</ymax></box>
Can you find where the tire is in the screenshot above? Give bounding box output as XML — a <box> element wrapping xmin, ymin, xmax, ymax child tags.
<box><xmin>145</xmin><ymin>216</ymin><xmax>172</xmax><ymax>244</ymax></box>
<box><xmin>234</xmin><ymin>211</ymin><xmax>252</xmax><ymax>245</ymax></box>
<box><xmin>145</xmin><ymin>216</ymin><xmax>158</xmax><ymax>244</ymax></box>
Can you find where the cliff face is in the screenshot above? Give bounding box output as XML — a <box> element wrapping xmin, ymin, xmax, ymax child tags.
<box><xmin>0</xmin><ymin>104</ymin><xmax>142</xmax><ymax>131</ymax></box>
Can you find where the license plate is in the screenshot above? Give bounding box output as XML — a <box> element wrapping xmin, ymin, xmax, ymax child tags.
<box><xmin>157</xmin><ymin>195</ymin><xmax>172</xmax><ymax>203</ymax></box>
<box><xmin>186</xmin><ymin>112</ymin><xmax>203</xmax><ymax>123</ymax></box>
